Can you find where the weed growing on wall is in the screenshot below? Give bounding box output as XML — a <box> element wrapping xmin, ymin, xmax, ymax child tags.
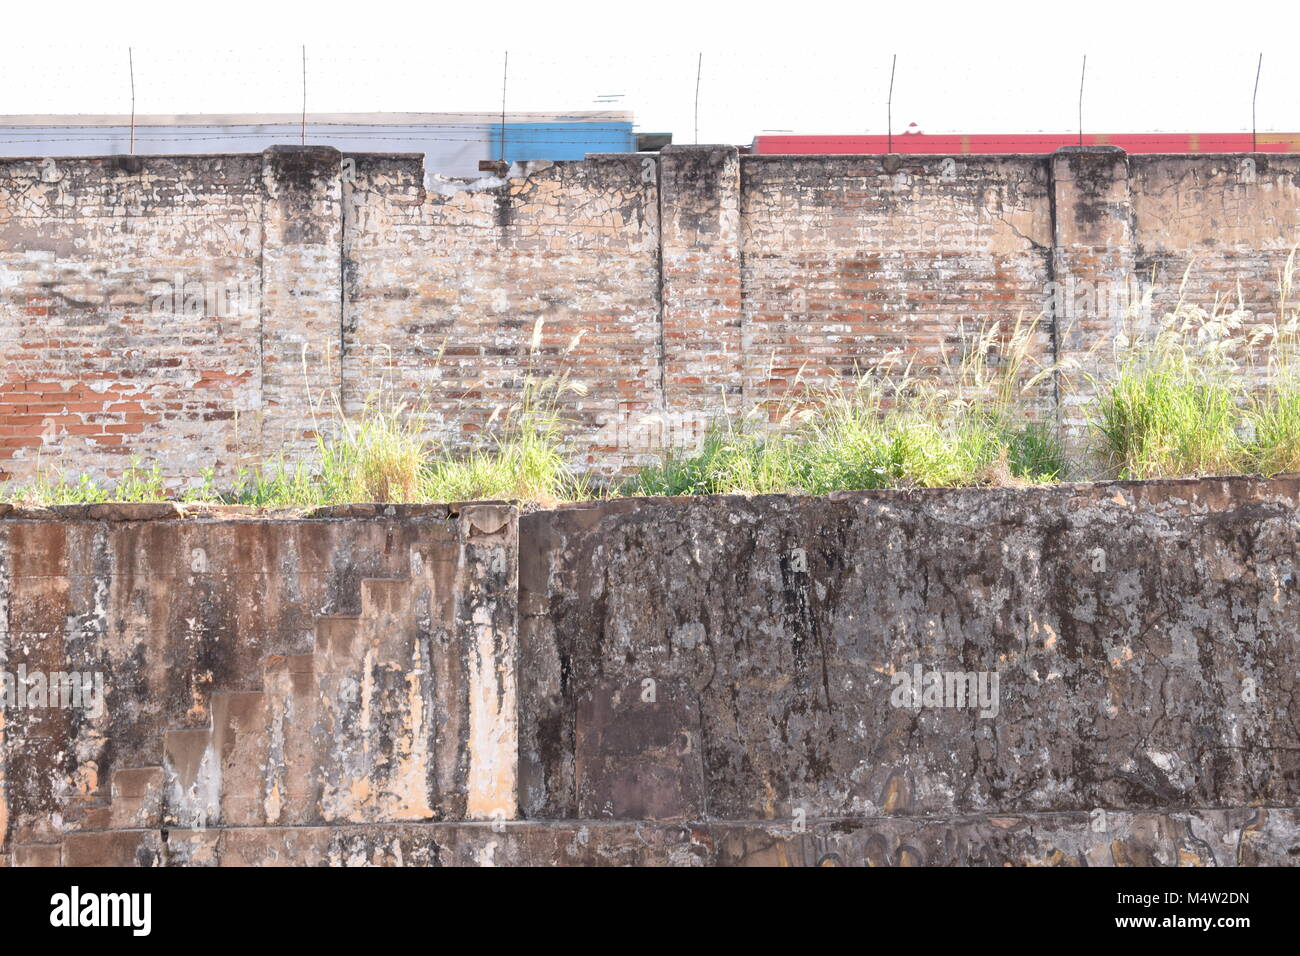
<box><xmin>1092</xmin><ymin>255</ymin><xmax>1300</xmax><ymax>479</ymax></box>
<box><xmin>226</xmin><ymin>344</ymin><xmax>591</xmax><ymax>507</ymax></box>
<box><xmin>6</xmin><ymin>457</ymin><xmax>167</xmax><ymax>505</ymax></box>
<box><xmin>626</xmin><ymin>315</ymin><xmax>1063</xmax><ymax>496</ymax></box>
<box><xmin>1245</xmin><ymin>252</ymin><xmax>1300</xmax><ymax>475</ymax></box>
<box><xmin>1091</xmin><ymin>298</ymin><xmax>1249</xmax><ymax>480</ymax></box>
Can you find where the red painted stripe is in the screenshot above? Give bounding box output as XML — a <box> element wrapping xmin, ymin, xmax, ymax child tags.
<box><xmin>751</xmin><ymin>133</ymin><xmax>1296</xmax><ymax>155</ymax></box>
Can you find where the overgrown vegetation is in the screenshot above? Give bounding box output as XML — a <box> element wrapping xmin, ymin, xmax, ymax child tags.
<box><xmin>7</xmin><ymin>331</ymin><xmax>591</xmax><ymax>508</ymax></box>
<box><xmin>8</xmin><ymin>264</ymin><xmax>1300</xmax><ymax>508</ymax></box>
<box><xmin>1091</xmin><ymin>254</ymin><xmax>1300</xmax><ymax>479</ymax></box>
<box><xmin>10</xmin><ymin>458</ymin><xmax>170</xmax><ymax>505</ymax></box>
<box><xmin>229</xmin><ymin>373</ymin><xmax>589</xmax><ymax>508</ymax></box>
<box><xmin>1092</xmin><ymin>302</ymin><xmax>1248</xmax><ymax>480</ymax></box>
<box><xmin>626</xmin><ymin>316</ymin><xmax>1062</xmax><ymax>496</ymax></box>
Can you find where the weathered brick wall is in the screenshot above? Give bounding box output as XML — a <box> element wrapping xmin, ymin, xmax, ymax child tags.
<box><xmin>3</xmin><ymin>147</ymin><xmax>1300</xmax><ymax>488</ymax></box>
<box><xmin>260</xmin><ymin>148</ymin><xmax>345</xmax><ymax>461</ymax></box>
<box><xmin>659</xmin><ymin>146</ymin><xmax>741</xmax><ymax>447</ymax></box>
<box><xmin>344</xmin><ymin>152</ymin><xmax>662</xmax><ymax>472</ymax></box>
<box><xmin>1131</xmin><ymin>154</ymin><xmax>1300</xmax><ymax>322</ymax></box>
<box><xmin>1131</xmin><ymin>155</ymin><xmax>1300</xmax><ymax>394</ymax></box>
<box><xmin>741</xmin><ymin>154</ymin><xmax>1054</xmax><ymax>409</ymax></box>
<box><xmin>0</xmin><ymin>155</ymin><xmax>263</xmax><ymax>484</ymax></box>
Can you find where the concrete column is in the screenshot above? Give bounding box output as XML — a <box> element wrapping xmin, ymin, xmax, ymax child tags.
<box><xmin>259</xmin><ymin>146</ymin><xmax>344</xmax><ymax>459</ymax></box>
<box><xmin>1049</xmin><ymin>146</ymin><xmax>1136</xmax><ymax>448</ymax></box>
<box><xmin>658</xmin><ymin>146</ymin><xmax>744</xmax><ymax>423</ymax></box>
<box><xmin>457</xmin><ymin>504</ymin><xmax>519</xmax><ymax>822</ymax></box>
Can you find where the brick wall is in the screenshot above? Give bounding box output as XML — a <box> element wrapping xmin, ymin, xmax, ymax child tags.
<box><xmin>343</xmin><ymin>152</ymin><xmax>661</xmax><ymax>472</ymax></box>
<box><xmin>3</xmin><ymin>146</ymin><xmax>1299</xmax><ymax>488</ymax></box>
<box><xmin>0</xmin><ymin>155</ymin><xmax>263</xmax><ymax>485</ymax></box>
<box><xmin>742</xmin><ymin>154</ymin><xmax>1054</xmax><ymax>414</ymax></box>
<box><xmin>1131</xmin><ymin>154</ymin><xmax>1300</xmax><ymax>393</ymax></box>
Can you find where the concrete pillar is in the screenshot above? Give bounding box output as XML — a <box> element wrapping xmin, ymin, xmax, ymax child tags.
<box><xmin>658</xmin><ymin>146</ymin><xmax>744</xmax><ymax>422</ymax></box>
<box><xmin>1049</xmin><ymin>146</ymin><xmax>1136</xmax><ymax>448</ymax></box>
<box><xmin>258</xmin><ymin>146</ymin><xmax>344</xmax><ymax>459</ymax></box>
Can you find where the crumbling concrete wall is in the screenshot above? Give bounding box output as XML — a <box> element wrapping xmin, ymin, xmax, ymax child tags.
<box><xmin>43</xmin><ymin>809</ymin><xmax>1300</xmax><ymax>867</ymax></box>
<box><xmin>518</xmin><ymin>477</ymin><xmax>1300</xmax><ymax>864</ymax></box>
<box><xmin>0</xmin><ymin>501</ymin><xmax>517</xmax><ymax>865</ymax></box>
<box><xmin>5</xmin><ymin>148</ymin><xmax>1300</xmax><ymax>487</ymax></box>
<box><xmin>2</xmin><ymin>477</ymin><xmax>1300</xmax><ymax>865</ymax></box>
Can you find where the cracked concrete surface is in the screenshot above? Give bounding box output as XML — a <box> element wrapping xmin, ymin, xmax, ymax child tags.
<box><xmin>3</xmin><ymin>477</ymin><xmax>1300</xmax><ymax>865</ymax></box>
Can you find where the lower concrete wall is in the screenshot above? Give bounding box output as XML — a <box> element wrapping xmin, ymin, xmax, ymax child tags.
<box><xmin>4</xmin><ymin>476</ymin><xmax>1300</xmax><ymax>865</ymax></box>
<box><xmin>0</xmin><ymin>502</ymin><xmax>518</xmax><ymax>861</ymax></box>
<box><xmin>518</xmin><ymin>477</ymin><xmax>1300</xmax><ymax>852</ymax></box>
<box><xmin>18</xmin><ymin>809</ymin><xmax>1298</xmax><ymax>867</ymax></box>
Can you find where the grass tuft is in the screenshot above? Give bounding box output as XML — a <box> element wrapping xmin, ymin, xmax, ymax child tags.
<box><xmin>626</xmin><ymin>315</ymin><xmax>1063</xmax><ymax>496</ymax></box>
<box><xmin>1092</xmin><ymin>255</ymin><xmax>1300</xmax><ymax>479</ymax></box>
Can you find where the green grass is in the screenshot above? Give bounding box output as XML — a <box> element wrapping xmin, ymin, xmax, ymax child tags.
<box><xmin>623</xmin><ymin>405</ymin><xmax>1063</xmax><ymax>498</ymax></box>
<box><xmin>627</xmin><ymin>316</ymin><xmax>1063</xmax><ymax>496</ymax></box>
<box><xmin>227</xmin><ymin>380</ymin><xmax>589</xmax><ymax>508</ymax></box>
<box><xmin>8</xmin><ymin>458</ymin><xmax>168</xmax><ymax>505</ymax></box>
<box><xmin>225</xmin><ymin>404</ymin><xmax>436</xmax><ymax>507</ymax></box>
<box><xmin>1093</xmin><ymin>362</ymin><xmax>1245</xmax><ymax>480</ymax></box>
<box><xmin>1248</xmin><ymin>372</ymin><xmax>1300</xmax><ymax>475</ymax></box>
<box><xmin>6</xmin><ymin>378</ymin><xmax>589</xmax><ymax>509</ymax></box>
<box><xmin>1089</xmin><ymin>257</ymin><xmax>1300</xmax><ymax>479</ymax></box>
<box><xmin>1244</xmin><ymin>260</ymin><xmax>1300</xmax><ymax>476</ymax></box>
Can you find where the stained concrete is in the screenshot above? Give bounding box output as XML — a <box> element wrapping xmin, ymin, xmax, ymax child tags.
<box><xmin>4</xmin><ymin>478</ymin><xmax>1300</xmax><ymax>865</ymax></box>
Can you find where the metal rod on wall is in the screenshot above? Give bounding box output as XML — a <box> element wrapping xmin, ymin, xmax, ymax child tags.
<box><xmin>1078</xmin><ymin>54</ymin><xmax>1086</xmax><ymax>146</ymax></box>
<box><xmin>300</xmin><ymin>46</ymin><xmax>307</xmax><ymax>146</ymax></box>
<box><xmin>128</xmin><ymin>48</ymin><xmax>136</xmax><ymax>155</ymax></box>
<box><xmin>694</xmin><ymin>53</ymin><xmax>702</xmax><ymax>144</ymax></box>
<box><xmin>887</xmin><ymin>54</ymin><xmax>896</xmax><ymax>153</ymax></box>
<box><xmin>500</xmin><ymin>51</ymin><xmax>509</xmax><ymax>164</ymax></box>
<box><xmin>1252</xmin><ymin>53</ymin><xmax>1263</xmax><ymax>153</ymax></box>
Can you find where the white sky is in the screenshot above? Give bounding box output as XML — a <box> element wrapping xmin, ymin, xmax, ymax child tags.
<box><xmin>1</xmin><ymin>1</ymin><xmax>1296</xmax><ymax>145</ymax></box>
